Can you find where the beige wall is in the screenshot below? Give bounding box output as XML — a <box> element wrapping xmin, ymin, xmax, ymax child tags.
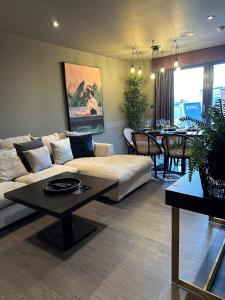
<box><xmin>0</xmin><ymin>33</ymin><xmax>133</xmax><ymax>153</ymax></box>
<box><xmin>142</xmin><ymin>60</ymin><xmax>155</xmax><ymax>126</ymax></box>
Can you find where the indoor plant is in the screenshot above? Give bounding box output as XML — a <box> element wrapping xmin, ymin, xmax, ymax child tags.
<box><xmin>120</xmin><ymin>75</ymin><xmax>150</xmax><ymax>130</ymax></box>
<box><xmin>181</xmin><ymin>99</ymin><xmax>225</xmax><ymax>198</ymax></box>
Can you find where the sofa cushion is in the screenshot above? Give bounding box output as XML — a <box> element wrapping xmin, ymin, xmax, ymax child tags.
<box><xmin>23</xmin><ymin>146</ymin><xmax>53</xmax><ymax>173</ymax></box>
<box><xmin>0</xmin><ymin>181</ymin><xmax>27</xmax><ymax>209</ymax></box>
<box><xmin>0</xmin><ymin>149</ymin><xmax>28</xmax><ymax>182</ymax></box>
<box><xmin>14</xmin><ymin>138</ymin><xmax>44</xmax><ymax>171</ymax></box>
<box><xmin>66</xmin><ymin>131</ymin><xmax>92</xmax><ymax>136</ymax></box>
<box><xmin>68</xmin><ymin>134</ymin><xmax>94</xmax><ymax>158</ymax></box>
<box><xmin>0</xmin><ymin>134</ymin><xmax>31</xmax><ymax>150</ymax></box>
<box><xmin>51</xmin><ymin>138</ymin><xmax>73</xmax><ymax>164</ymax></box>
<box><xmin>94</xmin><ymin>143</ymin><xmax>114</xmax><ymax>157</ymax></box>
<box><xmin>64</xmin><ymin>154</ymin><xmax>152</xmax><ymax>183</ymax></box>
<box><xmin>41</xmin><ymin>133</ymin><xmax>60</xmax><ymax>153</ymax></box>
<box><xmin>15</xmin><ymin>165</ymin><xmax>77</xmax><ymax>185</ymax></box>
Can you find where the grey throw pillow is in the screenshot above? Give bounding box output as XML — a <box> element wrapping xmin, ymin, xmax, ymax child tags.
<box><xmin>51</xmin><ymin>138</ymin><xmax>73</xmax><ymax>164</ymax></box>
<box><xmin>14</xmin><ymin>138</ymin><xmax>44</xmax><ymax>171</ymax></box>
<box><xmin>23</xmin><ymin>146</ymin><xmax>53</xmax><ymax>173</ymax></box>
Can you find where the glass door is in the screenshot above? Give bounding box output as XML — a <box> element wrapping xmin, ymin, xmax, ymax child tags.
<box><xmin>174</xmin><ymin>67</ymin><xmax>204</xmax><ymax>125</ymax></box>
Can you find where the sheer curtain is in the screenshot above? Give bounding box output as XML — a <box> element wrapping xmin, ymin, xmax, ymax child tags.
<box><xmin>155</xmin><ymin>69</ymin><xmax>174</xmax><ymax>123</ymax></box>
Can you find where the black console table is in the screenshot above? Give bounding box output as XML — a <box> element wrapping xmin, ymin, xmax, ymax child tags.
<box><xmin>166</xmin><ymin>172</ymin><xmax>225</xmax><ymax>300</ymax></box>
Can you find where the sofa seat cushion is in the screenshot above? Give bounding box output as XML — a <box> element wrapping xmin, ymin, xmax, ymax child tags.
<box><xmin>64</xmin><ymin>155</ymin><xmax>153</xmax><ymax>184</ymax></box>
<box><xmin>15</xmin><ymin>165</ymin><xmax>77</xmax><ymax>185</ymax></box>
<box><xmin>0</xmin><ymin>181</ymin><xmax>27</xmax><ymax>209</ymax></box>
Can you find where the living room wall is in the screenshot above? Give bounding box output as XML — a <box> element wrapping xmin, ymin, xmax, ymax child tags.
<box><xmin>0</xmin><ymin>33</ymin><xmax>131</xmax><ymax>153</ymax></box>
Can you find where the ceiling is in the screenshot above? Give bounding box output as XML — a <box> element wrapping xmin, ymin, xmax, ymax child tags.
<box><xmin>0</xmin><ymin>0</ymin><xmax>225</xmax><ymax>60</ymax></box>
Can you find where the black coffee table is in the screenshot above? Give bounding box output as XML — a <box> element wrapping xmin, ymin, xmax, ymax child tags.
<box><xmin>5</xmin><ymin>172</ymin><xmax>118</xmax><ymax>250</ymax></box>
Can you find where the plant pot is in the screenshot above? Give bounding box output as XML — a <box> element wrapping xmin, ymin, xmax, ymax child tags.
<box><xmin>199</xmin><ymin>164</ymin><xmax>225</xmax><ymax>199</ymax></box>
<box><xmin>208</xmin><ymin>150</ymin><xmax>225</xmax><ymax>180</ymax></box>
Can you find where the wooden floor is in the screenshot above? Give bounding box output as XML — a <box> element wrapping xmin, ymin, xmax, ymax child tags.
<box><xmin>0</xmin><ymin>178</ymin><xmax>224</xmax><ymax>300</ymax></box>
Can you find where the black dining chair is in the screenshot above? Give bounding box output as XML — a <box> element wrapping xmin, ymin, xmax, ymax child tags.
<box><xmin>162</xmin><ymin>134</ymin><xmax>192</xmax><ymax>177</ymax></box>
<box><xmin>132</xmin><ymin>132</ymin><xmax>162</xmax><ymax>178</ymax></box>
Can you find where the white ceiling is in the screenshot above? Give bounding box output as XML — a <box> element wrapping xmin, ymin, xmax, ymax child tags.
<box><xmin>0</xmin><ymin>0</ymin><xmax>225</xmax><ymax>60</ymax></box>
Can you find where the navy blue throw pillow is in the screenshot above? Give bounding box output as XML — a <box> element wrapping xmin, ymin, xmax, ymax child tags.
<box><xmin>68</xmin><ymin>134</ymin><xmax>94</xmax><ymax>158</ymax></box>
<box><xmin>14</xmin><ymin>138</ymin><xmax>44</xmax><ymax>171</ymax></box>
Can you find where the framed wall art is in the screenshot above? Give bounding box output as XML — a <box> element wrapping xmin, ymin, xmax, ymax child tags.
<box><xmin>63</xmin><ymin>62</ymin><xmax>104</xmax><ymax>134</ymax></box>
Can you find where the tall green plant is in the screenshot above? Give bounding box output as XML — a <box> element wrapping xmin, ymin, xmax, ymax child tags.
<box><xmin>120</xmin><ymin>75</ymin><xmax>150</xmax><ymax>130</ymax></box>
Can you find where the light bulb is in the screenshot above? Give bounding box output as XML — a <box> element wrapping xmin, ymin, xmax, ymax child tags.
<box><xmin>176</xmin><ymin>66</ymin><xmax>181</xmax><ymax>71</ymax></box>
<box><xmin>53</xmin><ymin>20</ymin><xmax>59</xmax><ymax>28</ymax></box>
<box><xmin>138</xmin><ymin>68</ymin><xmax>142</xmax><ymax>76</ymax></box>
<box><xmin>130</xmin><ymin>65</ymin><xmax>135</xmax><ymax>74</ymax></box>
<box><xmin>160</xmin><ymin>66</ymin><xmax>165</xmax><ymax>73</ymax></box>
<box><xmin>150</xmin><ymin>72</ymin><xmax>155</xmax><ymax>80</ymax></box>
<box><xmin>174</xmin><ymin>60</ymin><xmax>179</xmax><ymax>68</ymax></box>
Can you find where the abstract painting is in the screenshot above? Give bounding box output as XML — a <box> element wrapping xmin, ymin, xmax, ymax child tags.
<box><xmin>63</xmin><ymin>63</ymin><xmax>104</xmax><ymax>134</ymax></box>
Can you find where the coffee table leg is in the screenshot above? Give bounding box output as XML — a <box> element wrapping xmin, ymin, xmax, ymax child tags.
<box><xmin>62</xmin><ymin>213</ymin><xmax>73</xmax><ymax>234</ymax></box>
<box><xmin>38</xmin><ymin>214</ymin><xmax>97</xmax><ymax>250</ymax></box>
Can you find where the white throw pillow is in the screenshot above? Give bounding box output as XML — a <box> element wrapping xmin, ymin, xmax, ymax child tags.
<box><xmin>0</xmin><ymin>149</ymin><xmax>28</xmax><ymax>182</ymax></box>
<box><xmin>23</xmin><ymin>146</ymin><xmax>53</xmax><ymax>173</ymax></box>
<box><xmin>51</xmin><ymin>138</ymin><xmax>73</xmax><ymax>164</ymax></box>
<box><xmin>0</xmin><ymin>134</ymin><xmax>31</xmax><ymax>150</ymax></box>
<box><xmin>41</xmin><ymin>133</ymin><xmax>60</xmax><ymax>153</ymax></box>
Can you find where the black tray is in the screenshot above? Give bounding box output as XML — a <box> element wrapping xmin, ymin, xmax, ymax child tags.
<box><xmin>43</xmin><ymin>177</ymin><xmax>81</xmax><ymax>194</ymax></box>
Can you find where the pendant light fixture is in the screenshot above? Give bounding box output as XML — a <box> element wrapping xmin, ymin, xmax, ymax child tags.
<box><xmin>171</xmin><ymin>40</ymin><xmax>180</xmax><ymax>70</ymax></box>
<box><xmin>160</xmin><ymin>51</ymin><xmax>165</xmax><ymax>73</ymax></box>
<box><xmin>150</xmin><ymin>40</ymin><xmax>161</xmax><ymax>80</ymax></box>
<box><xmin>130</xmin><ymin>48</ymin><xmax>145</xmax><ymax>75</ymax></box>
<box><xmin>137</xmin><ymin>51</ymin><xmax>144</xmax><ymax>76</ymax></box>
<box><xmin>130</xmin><ymin>47</ymin><xmax>136</xmax><ymax>74</ymax></box>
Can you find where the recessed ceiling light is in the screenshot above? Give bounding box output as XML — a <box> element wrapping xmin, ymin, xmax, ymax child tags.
<box><xmin>217</xmin><ymin>26</ymin><xmax>225</xmax><ymax>32</ymax></box>
<box><xmin>207</xmin><ymin>14</ymin><xmax>215</xmax><ymax>20</ymax></box>
<box><xmin>52</xmin><ymin>20</ymin><xmax>59</xmax><ymax>28</ymax></box>
<box><xmin>179</xmin><ymin>32</ymin><xmax>194</xmax><ymax>38</ymax></box>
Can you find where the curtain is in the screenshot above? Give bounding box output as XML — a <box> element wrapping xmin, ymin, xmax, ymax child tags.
<box><xmin>155</xmin><ymin>69</ymin><xmax>174</xmax><ymax>123</ymax></box>
<box><xmin>203</xmin><ymin>64</ymin><xmax>214</xmax><ymax>123</ymax></box>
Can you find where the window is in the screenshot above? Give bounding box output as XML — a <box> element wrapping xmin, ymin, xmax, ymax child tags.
<box><xmin>174</xmin><ymin>67</ymin><xmax>204</xmax><ymax>126</ymax></box>
<box><xmin>213</xmin><ymin>63</ymin><xmax>225</xmax><ymax>105</ymax></box>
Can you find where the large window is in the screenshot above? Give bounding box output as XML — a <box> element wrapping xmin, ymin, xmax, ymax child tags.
<box><xmin>213</xmin><ymin>63</ymin><xmax>225</xmax><ymax>104</ymax></box>
<box><xmin>174</xmin><ymin>67</ymin><xmax>204</xmax><ymax>125</ymax></box>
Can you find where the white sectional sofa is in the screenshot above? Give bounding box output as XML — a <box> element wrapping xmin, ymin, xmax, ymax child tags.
<box><xmin>0</xmin><ymin>137</ymin><xmax>152</xmax><ymax>229</ymax></box>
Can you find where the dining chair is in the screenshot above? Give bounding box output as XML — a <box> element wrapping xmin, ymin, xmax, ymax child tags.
<box><xmin>123</xmin><ymin>127</ymin><xmax>135</xmax><ymax>154</ymax></box>
<box><xmin>132</xmin><ymin>132</ymin><xmax>162</xmax><ymax>178</ymax></box>
<box><xmin>162</xmin><ymin>134</ymin><xmax>191</xmax><ymax>177</ymax></box>
<box><xmin>170</xmin><ymin>124</ymin><xmax>179</xmax><ymax>129</ymax></box>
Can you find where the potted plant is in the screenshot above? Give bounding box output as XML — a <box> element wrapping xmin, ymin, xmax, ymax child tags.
<box><xmin>180</xmin><ymin>99</ymin><xmax>225</xmax><ymax>198</ymax></box>
<box><xmin>120</xmin><ymin>75</ymin><xmax>150</xmax><ymax>130</ymax></box>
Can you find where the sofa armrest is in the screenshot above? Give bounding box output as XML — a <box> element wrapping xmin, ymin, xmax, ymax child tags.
<box><xmin>94</xmin><ymin>143</ymin><xmax>114</xmax><ymax>157</ymax></box>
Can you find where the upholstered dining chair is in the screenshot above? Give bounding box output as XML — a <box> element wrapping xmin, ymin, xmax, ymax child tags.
<box><xmin>123</xmin><ymin>127</ymin><xmax>135</xmax><ymax>154</ymax></box>
<box><xmin>162</xmin><ymin>134</ymin><xmax>191</xmax><ymax>177</ymax></box>
<box><xmin>132</xmin><ymin>132</ymin><xmax>162</xmax><ymax>178</ymax></box>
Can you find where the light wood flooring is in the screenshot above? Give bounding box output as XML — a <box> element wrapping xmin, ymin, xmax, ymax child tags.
<box><xmin>0</xmin><ymin>178</ymin><xmax>224</xmax><ymax>300</ymax></box>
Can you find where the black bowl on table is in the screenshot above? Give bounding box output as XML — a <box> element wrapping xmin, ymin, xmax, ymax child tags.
<box><xmin>43</xmin><ymin>177</ymin><xmax>81</xmax><ymax>194</ymax></box>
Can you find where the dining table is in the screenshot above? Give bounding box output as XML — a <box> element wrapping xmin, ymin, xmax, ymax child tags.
<box><xmin>141</xmin><ymin>128</ymin><xmax>202</xmax><ymax>137</ymax></box>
